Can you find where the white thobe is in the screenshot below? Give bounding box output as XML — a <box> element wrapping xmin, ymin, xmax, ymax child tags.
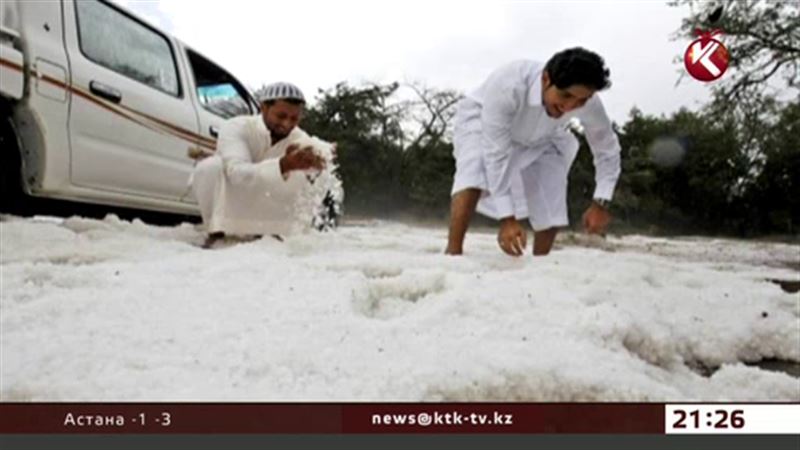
<box><xmin>453</xmin><ymin>59</ymin><xmax>621</xmax><ymax>223</ymax></box>
<box><xmin>191</xmin><ymin>115</ymin><xmax>311</xmax><ymax>236</ymax></box>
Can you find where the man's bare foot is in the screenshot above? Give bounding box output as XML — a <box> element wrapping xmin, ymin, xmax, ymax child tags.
<box><xmin>445</xmin><ymin>247</ymin><xmax>463</xmax><ymax>255</ymax></box>
<box><xmin>202</xmin><ymin>231</ymin><xmax>225</xmax><ymax>249</ymax></box>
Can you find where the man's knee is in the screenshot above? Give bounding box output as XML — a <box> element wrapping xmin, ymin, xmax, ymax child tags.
<box><xmin>451</xmin><ymin>188</ymin><xmax>481</xmax><ymax>203</ymax></box>
<box><xmin>450</xmin><ymin>189</ymin><xmax>480</xmax><ymax>218</ymax></box>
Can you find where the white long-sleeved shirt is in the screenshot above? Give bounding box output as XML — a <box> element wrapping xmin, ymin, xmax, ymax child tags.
<box><xmin>465</xmin><ymin>59</ymin><xmax>621</xmax><ymax>218</ymax></box>
<box><xmin>191</xmin><ymin>115</ymin><xmax>310</xmax><ymax>235</ymax></box>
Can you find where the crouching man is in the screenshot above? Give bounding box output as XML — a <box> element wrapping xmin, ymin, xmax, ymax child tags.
<box><xmin>191</xmin><ymin>82</ymin><xmax>328</xmax><ymax>248</ymax></box>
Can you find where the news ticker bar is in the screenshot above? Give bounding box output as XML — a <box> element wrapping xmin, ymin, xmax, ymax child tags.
<box><xmin>0</xmin><ymin>404</ymin><xmax>797</xmax><ymax>434</ymax></box>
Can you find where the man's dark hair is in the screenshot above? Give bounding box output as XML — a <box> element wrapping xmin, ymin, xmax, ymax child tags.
<box><xmin>544</xmin><ymin>47</ymin><xmax>611</xmax><ymax>91</ymax></box>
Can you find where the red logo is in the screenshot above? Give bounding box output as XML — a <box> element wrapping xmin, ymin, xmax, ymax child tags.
<box><xmin>684</xmin><ymin>29</ymin><xmax>729</xmax><ymax>82</ymax></box>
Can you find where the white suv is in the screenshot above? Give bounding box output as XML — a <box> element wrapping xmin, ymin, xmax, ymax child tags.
<box><xmin>0</xmin><ymin>0</ymin><xmax>257</xmax><ymax>216</ymax></box>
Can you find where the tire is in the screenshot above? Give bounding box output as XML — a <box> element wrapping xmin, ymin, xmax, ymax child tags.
<box><xmin>0</xmin><ymin>114</ymin><xmax>27</xmax><ymax>215</ymax></box>
<box><xmin>0</xmin><ymin>109</ymin><xmax>198</xmax><ymax>224</ymax></box>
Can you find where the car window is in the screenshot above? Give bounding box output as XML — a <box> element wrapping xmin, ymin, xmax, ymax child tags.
<box><xmin>186</xmin><ymin>49</ymin><xmax>252</xmax><ymax>119</ymax></box>
<box><xmin>76</xmin><ymin>0</ymin><xmax>180</xmax><ymax>96</ymax></box>
<box><xmin>197</xmin><ymin>83</ymin><xmax>250</xmax><ymax>119</ymax></box>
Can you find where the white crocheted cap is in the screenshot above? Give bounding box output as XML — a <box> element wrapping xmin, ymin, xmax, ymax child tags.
<box><xmin>258</xmin><ymin>82</ymin><xmax>305</xmax><ymax>103</ymax></box>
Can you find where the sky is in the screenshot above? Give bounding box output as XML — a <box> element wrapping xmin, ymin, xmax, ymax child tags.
<box><xmin>115</xmin><ymin>0</ymin><xmax>717</xmax><ymax>124</ymax></box>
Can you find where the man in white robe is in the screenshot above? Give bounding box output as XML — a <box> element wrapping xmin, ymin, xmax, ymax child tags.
<box><xmin>445</xmin><ymin>48</ymin><xmax>622</xmax><ymax>257</ymax></box>
<box><xmin>191</xmin><ymin>82</ymin><xmax>326</xmax><ymax>248</ymax></box>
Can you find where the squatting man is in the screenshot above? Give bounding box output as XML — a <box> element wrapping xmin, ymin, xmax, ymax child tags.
<box><xmin>445</xmin><ymin>47</ymin><xmax>621</xmax><ymax>257</ymax></box>
<box><xmin>191</xmin><ymin>82</ymin><xmax>335</xmax><ymax>248</ymax></box>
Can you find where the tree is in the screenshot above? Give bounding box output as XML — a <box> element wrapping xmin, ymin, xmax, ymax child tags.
<box><xmin>672</xmin><ymin>1</ymin><xmax>798</xmax><ymax>169</ymax></box>
<box><xmin>669</xmin><ymin>0</ymin><xmax>799</xmax><ymax>234</ymax></box>
<box><xmin>399</xmin><ymin>83</ymin><xmax>462</xmax><ymax>213</ymax></box>
<box><xmin>672</xmin><ymin>0</ymin><xmax>799</xmax><ymax>105</ymax></box>
<box><xmin>300</xmin><ymin>81</ymin><xmax>465</xmax><ymax>217</ymax></box>
<box><xmin>747</xmin><ymin>101</ymin><xmax>800</xmax><ymax>233</ymax></box>
<box><xmin>303</xmin><ymin>82</ymin><xmax>408</xmax><ymax>213</ymax></box>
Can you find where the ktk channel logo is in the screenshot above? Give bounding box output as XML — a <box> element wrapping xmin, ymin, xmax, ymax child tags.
<box><xmin>684</xmin><ymin>29</ymin><xmax>730</xmax><ymax>82</ymax></box>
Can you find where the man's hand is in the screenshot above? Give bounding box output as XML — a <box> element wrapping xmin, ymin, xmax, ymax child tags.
<box><xmin>582</xmin><ymin>201</ymin><xmax>612</xmax><ymax>235</ymax></box>
<box><xmin>497</xmin><ymin>217</ymin><xmax>527</xmax><ymax>256</ymax></box>
<box><xmin>280</xmin><ymin>144</ymin><xmax>326</xmax><ymax>175</ymax></box>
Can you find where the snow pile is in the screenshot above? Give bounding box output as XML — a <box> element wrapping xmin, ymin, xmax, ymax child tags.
<box><xmin>1</xmin><ymin>215</ymin><xmax>798</xmax><ymax>401</ymax></box>
<box><xmin>291</xmin><ymin>136</ymin><xmax>343</xmax><ymax>232</ymax></box>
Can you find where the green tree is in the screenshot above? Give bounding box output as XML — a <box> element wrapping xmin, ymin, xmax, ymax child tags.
<box><xmin>747</xmin><ymin>101</ymin><xmax>800</xmax><ymax>233</ymax></box>
<box><xmin>303</xmin><ymin>82</ymin><xmax>408</xmax><ymax>214</ymax></box>
<box><xmin>669</xmin><ymin>0</ymin><xmax>799</xmax><ymax>235</ymax></box>
<box><xmin>400</xmin><ymin>83</ymin><xmax>461</xmax><ymax>214</ymax></box>
<box><xmin>672</xmin><ymin>0</ymin><xmax>798</xmax><ymax>107</ymax></box>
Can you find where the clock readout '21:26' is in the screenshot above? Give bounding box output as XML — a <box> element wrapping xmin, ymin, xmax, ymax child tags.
<box><xmin>672</xmin><ymin>409</ymin><xmax>745</xmax><ymax>429</ymax></box>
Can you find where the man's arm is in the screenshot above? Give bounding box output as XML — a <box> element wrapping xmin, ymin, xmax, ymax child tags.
<box><xmin>215</xmin><ymin>118</ymin><xmax>302</xmax><ymax>193</ymax></box>
<box><xmin>479</xmin><ymin>67</ymin><xmax>530</xmax><ymax>255</ymax></box>
<box><xmin>279</xmin><ymin>145</ymin><xmax>324</xmax><ymax>177</ymax></box>
<box><xmin>279</xmin><ymin>130</ymin><xmax>327</xmax><ymax>177</ymax></box>
<box><xmin>581</xmin><ymin>96</ymin><xmax>621</xmax><ymax>202</ymax></box>
<box><xmin>217</xmin><ymin>120</ymin><xmax>321</xmax><ymax>187</ymax></box>
<box><xmin>578</xmin><ymin>97</ymin><xmax>621</xmax><ymax>234</ymax></box>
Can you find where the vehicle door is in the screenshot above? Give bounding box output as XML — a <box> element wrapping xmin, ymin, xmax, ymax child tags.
<box><xmin>180</xmin><ymin>45</ymin><xmax>257</xmax><ymax>204</ymax></box>
<box><xmin>64</xmin><ymin>0</ymin><xmax>210</xmax><ymax>200</ymax></box>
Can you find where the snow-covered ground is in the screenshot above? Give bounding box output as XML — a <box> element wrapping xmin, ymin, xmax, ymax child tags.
<box><xmin>1</xmin><ymin>214</ymin><xmax>798</xmax><ymax>401</ymax></box>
